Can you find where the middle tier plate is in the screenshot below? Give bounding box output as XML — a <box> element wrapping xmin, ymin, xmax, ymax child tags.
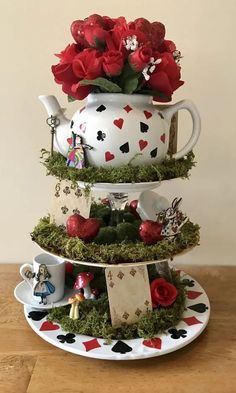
<box><xmin>77</xmin><ymin>180</ymin><xmax>162</xmax><ymax>193</ymax></box>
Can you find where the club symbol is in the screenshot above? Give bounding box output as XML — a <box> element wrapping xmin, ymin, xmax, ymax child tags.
<box><xmin>168</xmin><ymin>328</ymin><xmax>187</xmax><ymax>339</ymax></box>
<box><xmin>57</xmin><ymin>333</ymin><xmax>76</xmax><ymax>344</ymax></box>
<box><xmin>61</xmin><ymin>206</ymin><xmax>69</xmax><ymax>214</ymax></box>
<box><xmin>97</xmin><ymin>131</ymin><xmax>106</xmax><ymax>141</ymax></box>
<box><xmin>181</xmin><ymin>279</ymin><xmax>195</xmax><ymax>287</ymax></box>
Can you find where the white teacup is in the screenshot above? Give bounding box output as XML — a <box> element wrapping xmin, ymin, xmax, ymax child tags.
<box><xmin>20</xmin><ymin>253</ymin><xmax>65</xmax><ymax>305</ymax></box>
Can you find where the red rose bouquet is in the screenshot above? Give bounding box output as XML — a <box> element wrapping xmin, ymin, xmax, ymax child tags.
<box><xmin>52</xmin><ymin>14</ymin><xmax>184</xmax><ymax>102</ymax></box>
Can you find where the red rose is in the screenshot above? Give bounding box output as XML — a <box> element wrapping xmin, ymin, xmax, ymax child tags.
<box><xmin>84</xmin><ymin>25</ymin><xmax>107</xmax><ymax>48</ymax></box>
<box><xmin>159</xmin><ymin>40</ymin><xmax>176</xmax><ymax>53</ymax></box>
<box><xmin>151</xmin><ymin>22</ymin><xmax>166</xmax><ymax>49</ymax></box>
<box><xmin>150</xmin><ymin>278</ymin><xmax>178</xmax><ymax>307</ymax></box>
<box><xmin>73</xmin><ymin>48</ymin><xmax>103</xmax><ymax>79</ymax></box>
<box><xmin>129</xmin><ymin>47</ymin><xmax>152</xmax><ymax>72</ymax></box>
<box><xmin>103</xmin><ymin>50</ymin><xmax>124</xmax><ymax>76</ymax></box>
<box><xmin>55</xmin><ymin>43</ymin><xmax>80</xmax><ymax>64</ymax></box>
<box><xmin>70</xmin><ymin>20</ymin><xmax>88</xmax><ymax>47</ymax></box>
<box><xmin>147</xmin><ymin>52</ymin><xmax>184</xmax><ymax>101</ymax></box>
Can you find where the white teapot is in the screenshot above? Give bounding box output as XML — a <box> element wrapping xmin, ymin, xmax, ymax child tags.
<box><xmin>39</xmin><ymin>93</ymin><xmax>200</xmax><ymax>167</ymax></box>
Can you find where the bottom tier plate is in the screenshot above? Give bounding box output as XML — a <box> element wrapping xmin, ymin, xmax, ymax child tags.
<box><xmin>24</xmin><ymin>271</ymin><xmax>210</xmax><ymax>361</ymax></box>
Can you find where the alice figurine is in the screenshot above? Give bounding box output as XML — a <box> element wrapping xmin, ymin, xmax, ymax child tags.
<box><xmin>33</xmin><ymin>264</ymin><xmax>55</xmax><ymax>305</ymax></box>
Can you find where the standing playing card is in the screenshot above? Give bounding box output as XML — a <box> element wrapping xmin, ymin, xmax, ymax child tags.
<box><xmin>50</xmin><ymin>180</ymin><xmax>91</xmax><ymax>225</ymax></box>
<box><xmin>105</xmin><ymin>265</ymin><xmax>152</xmax><ymax>327</ymax></box>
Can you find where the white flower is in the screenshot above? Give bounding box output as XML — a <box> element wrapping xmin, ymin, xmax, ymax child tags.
<box><xmin>142</xmin><ymin>58</ymin><xmax>162</xmax><ymax>80</ymax></box>
<box><xmin>123</xmin><ymin>35</ymin><xmax>139</xmax><ymax>51</ymax></box>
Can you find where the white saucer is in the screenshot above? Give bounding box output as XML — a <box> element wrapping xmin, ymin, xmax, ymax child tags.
<box><xmin>24</xmin><ymin>271</ymin><xmax>210</xmax><ymax>360</ymax></box>
<box><xmin>14</xmin><ymin>281</ymin><xmax>77</xmax><ymax>310</ymax></box>
<box><xmin>137</xmin><ymin>190</ymin><xmax>170</xmax><ymax>221</ymax></box>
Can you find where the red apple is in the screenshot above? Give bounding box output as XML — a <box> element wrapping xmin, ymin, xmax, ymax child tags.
<box><xmin>66</xmin><ymin>214</ymin><xmax>85</xmax><ymax>237</ymax></box>
<box><xmin>66</xmin><ymin>214</ymin><xmax>100</xmax><ymax>242</ymax></box>
<box><xmin>139</xmin><ymin>220</ymin><xmax>163</xmax><ymax>245</ymax></box>
<box><xmin>129</xmin><ymin>199</ymin><xmax>140</xmax><ymax>218</ymax></box>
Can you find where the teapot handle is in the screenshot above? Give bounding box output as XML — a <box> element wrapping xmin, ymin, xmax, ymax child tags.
<box><xmin>161</xmin><ymin>99</ymin><xmax>201</xmax><ymax>159</ymax></box>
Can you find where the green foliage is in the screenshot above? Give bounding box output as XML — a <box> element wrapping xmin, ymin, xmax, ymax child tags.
<box><xmin>79</xmin><ymin>78</ymin><xmax>122</xmax><ymax>93</ymax></box>
<box><xmin>47</xmin><ymin>271</ymin><xmax>187</xmax><ymax>340</ymax></box>
<box><xmin>116</xmin><ymin>222</ymin><xmax>139</xmax><ymax>242</ymax></box>
<box><xmin>94</xmin><ymin>227</ymin><xmax>117</xmax><ymax>245</ymax></box>
<box><xmin>40</xmin><ymin>150</ymin><xmax>195</xmax><ymax>185</ymax></box>
<box><xmin>31</xmin><ymin>216</ymin><xmax>200</xmax><ymax>264</ymax></box>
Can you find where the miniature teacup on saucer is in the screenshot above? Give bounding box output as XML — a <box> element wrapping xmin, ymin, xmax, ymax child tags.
<box><xmin>20</xmin><ymin>253</ymin><xmax>65</xmax><ymax>306</ymax></box>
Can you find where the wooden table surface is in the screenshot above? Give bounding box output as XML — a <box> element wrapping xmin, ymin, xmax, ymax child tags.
<box><xmin>1</xmin><ymin>264</ymin><xmax>235</xmax><ymax>393</ymax></box>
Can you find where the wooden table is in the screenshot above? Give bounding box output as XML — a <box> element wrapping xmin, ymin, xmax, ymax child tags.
<box><xmin>1</xmin><ymin>264</ymin><xmax>235</xmax><ymax>393</ymax></box>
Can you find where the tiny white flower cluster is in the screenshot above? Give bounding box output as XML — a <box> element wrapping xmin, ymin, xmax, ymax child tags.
<box><xmin>123</xmin><ymin>35</ymin><xmax>139</xmax><ymax>51</ymax></box>
<box><xmin>142</xmin><ymin>57</ymin><xmax>162</xmax><ymax>81</ymax></box>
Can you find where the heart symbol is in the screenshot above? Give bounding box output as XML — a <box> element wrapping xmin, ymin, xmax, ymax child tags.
<box><xmin>160</xmin><ymin>133</ymin><xmax>166</xmax><ymax>143</ymax></box>
<box><xmin>40</xmin><ymin>321</ymin><xmax>60</xmax><ymax>331</ymax></box>
<box><xmin>113</xmin><ymin>118</ymin><xmax>124</xmax><ymax>129</ymax></box>
<box><xmin>139</xmin><ymin>139</ymin><xmax>148</xmax><ymax>151</ymax></box>
<box><xmin>79</xmin><ymin>122</ymin><xmax>86</xmax><ymax>133</ymax></box>
<box><xmin>105</xmin><ymin>151</ymin><xmax>115</xmax><ymax>162</ymax></box>
<box><xmin>143</xmin><ymin>338</ymin><xmax>162</xmax><ymax>350</ymax></box>
<box><xmin>144</xmin><ymin>110</ymin><xmax>152</xmax><ymax>119</ymax></box>
<box><xmin>119</xmin><ymin>142</ymin><xmax>129</xmax><ymax>154</ymax></box>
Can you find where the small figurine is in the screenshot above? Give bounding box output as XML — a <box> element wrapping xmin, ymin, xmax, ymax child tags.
<box><xmin>158</xmin><ymin>197</ymin><xmax>188</xmax><ymax>239</ymax></box>
<box><xmin>74</xmin><ymin>272</ymin><xmax>95</xmax><ymax>299</ymax></box>
<box><xmin>68</xmin><ymin>293</ymin><xmax>85</xmax><ymax>320</ymax></box>
<box><xmin>33</xmin><ymin>264</ymin><xmax>55</xmax><ymax>305</ymax></box>
<box><xmin>67</xmin><ymin>131</ymin><xmax>92</xmax><ymax>169</ymax></box>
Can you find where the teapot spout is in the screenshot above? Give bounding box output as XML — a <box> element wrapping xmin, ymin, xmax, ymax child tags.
<box><xmin>38</xmin><ymin>95</ymin><xmax>71</xmax><ymax>157</ymax></box>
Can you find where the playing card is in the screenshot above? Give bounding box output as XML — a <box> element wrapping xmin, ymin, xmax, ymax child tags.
<box><xmin>50</xmin><ymin>180</ymin><xmax>91</xmax><ymax>225</ymax></box>
<box><xmin>105</xmin><ymin>265</ymin><xmax>152</xmax><ymax>327</ymax></box>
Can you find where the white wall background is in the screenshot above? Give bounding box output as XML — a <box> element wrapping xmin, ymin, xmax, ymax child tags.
<box><xmin>0</xmin><ymin>0</ymin><xmax>235</xmax><ymax>264</ymax></box>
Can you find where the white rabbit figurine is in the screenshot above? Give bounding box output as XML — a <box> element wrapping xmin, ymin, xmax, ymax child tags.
<box><xmin>158</xmin><ymin>197</ymin><xmax>188</xmax><ymax>239</ymax></box>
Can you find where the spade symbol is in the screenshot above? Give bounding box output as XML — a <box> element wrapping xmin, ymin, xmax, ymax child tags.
<box><xmin>119</xmin><ymin>142</ymin><xmax>130</xmax><ymax>153</ymax></box>
<box><xmin>111</xmin><ymin>340</ymin><xmax>133</xmax><ymax>354</ymax></box>
<box><xmin>96</xmin><ymin>105</ymin><xmax>106</xmax><ymax>112</ymax></box>
<box><xmin>188</xmin><ymin>303</ymin><xmax>208</xmax><ymax>313</ymax></box>
<box><xmin>150</xmin><ymin>147</ymin><xmax>158</xmax><ymax>158</ymax></box>
<box><xmin>70</xmin><ymin>120</ymin><xmax>74</xmax><ymax>128</ymax></box>
<box><xmin>140</xmin><ymin>122</ymin><xmax>149</xmax><ymax>133</ymax></box>
<box><xmin>97</xmin><ymin>131</ymin><xmax>106</xmax><ymax>141</ymax></box>
<box><xmin>28</xmin><ymin>311</ymin><xmax>48</xmax><ymax>321</ymax></box>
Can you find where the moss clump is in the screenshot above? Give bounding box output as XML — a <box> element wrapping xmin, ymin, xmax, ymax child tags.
<box><xmin>31</xmin><ymin>216</ymin><xmax>200</xmax><ymax>265</ymax></box>
<box><xmin>94</xmin><ymin>227</ymin><xmax>117</xmax><ymax>245</ymax></box>
<box><xmin>47</xmin><ymin>271</ymin><xmax>186</xmax><ymax>340</ymax></box>
<box><xmin>116</xmin><ymin>222</ymin><xmax>139</xmax><ymax>242</ymax></box>
<box><xmin>40</xmin><ymin>149</ymin><xmax>195</xmax><ymax>184</ymax></box>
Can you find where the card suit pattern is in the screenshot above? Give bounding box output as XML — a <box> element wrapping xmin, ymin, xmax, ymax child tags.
<box><xmin>82</xmin><ymin>338</ymin><xmax>101</xmax><ymax>352</ymax></box>
<box><xmin>168</xmin><ymin>328</ymin><xmax>187</xmax><ymax>339</ymax></box>
<box><xmin>57</xmin><ymin>333</ymin><xmax>76</xmax><ymax>344</ymax></box>
<box><xmin>113</xmin><ymin>118</ymin><xmax>124</xmax><ymax>129</ymax></box>
<box><xmin>105</xmin><ymin>151</ymin><xmax>115</xmax><ymax>162</ymax></box>
<box><xmin>40</xmin><ymin>321</ymin><xmax>60</xmax><ymax>331</ymax></box>
<box><xmin>123</xmin><ymin>105</ymin><xmax>133</xmax><ymax>113</ymax></box>
<box><xmin>140</xmin><ymin>122</ymin><xmax>149</xmax><ymax>133</ymax></box>
<box><xmin>160</xmin><ymin>133</ymin><xmax>166</xmax><ymax>143</ymax></box>
<box><xmin>28</xmin><ymin>311</ymin><xmax>48</xmax><ymax>321</ymax></box>
<box><xmin>143</xmin><ymin>338</ymin><xmax>162</xmax><ymax>349</ymax></box>
<box><xmin>187</xmin><ymin>290</ymin><xmax>203</xmax><ymax>300</ymax></box>
<box><xmin>96</xmin><ymin>104</ymin><xmax>106</xmax><ymax>112</ymax></box>
<box><xmin>111</xmin><ymin>341</ymin><xmax>132</xmax><ymax>354</ymax></box>
<box><xmin>188</xmin><ymin>303</ymin><xmax>208</xmax><ymax>313</ymax></box>
<box><xmin>150</xmin><ymin>147</ymin><xmax>158</xmax><ymax>158</ymax></box>
<box><xmin>144</xmin><ymin>110</ymin><xmax>152</xmax><ymax>119</ymax></box>
<box><xmin>182</xmin><ymin>316</ymin><xmax>203</xmax><ymax>326</ymax></box>
<box><xmin>119</xmin><ymin>142</ymin><xmax>130</xmax><ymax>153</ymax></box>
<box><xmin>139</xmin><ymin>139</ymin><xmax>148</xmax><ymax>151</ymax></box>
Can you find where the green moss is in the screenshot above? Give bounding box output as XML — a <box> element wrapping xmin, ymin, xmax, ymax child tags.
<box><xmin>94</xmin><ymin>227</ymin><xmax>117</xmax><ymax>245</ymax></box>
<box><xmin>116</xmin><ymin>222</ymin><xmax>139</xmax><ymax>242</ymax></box>
<box><xmin>40</xmin><ymin>149</ymin><xmax>195</xmax><ymax>184</ymax></box>
<box><xmin>47</xmin><ymin>271</ymin><xmax>186</xmax><ymax>339</ymax></box>
<box><xmin>31</xmin><ymin>216</ymin><xmax>200</xmax><ymax>264</ymax></box>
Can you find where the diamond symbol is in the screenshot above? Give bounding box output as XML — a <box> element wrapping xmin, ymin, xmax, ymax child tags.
<box><xmin>117</xmin><ymin>271</ymin><xmax>124</xmax><ymax>280</ymax></box>
<box><xmin>122</xmin><ymin>312</ymin><xmax>129</xmax><ymax>320</ymax></box>
<box><xmin>82</xmin><ymin>338</ymin><xmax>101</xmax><ymax>352</ymax></box>
<box><xmin>109</xmin><ymin>281</ymin><xmax>115</xmax><ymax>288</ymax></box>
<box><xmin>144</xmin><ymin>300</ymin><xmax>150</xmax><ymax>307</ymax></box>
<box><xmin>123</xmin><ymin>105</ymin><xmax>133</xmax><ymax>113</ymax></box>
<box><xmin>187</xmin><ymin>290</ymin><xmax>203</xmax><ymax>300</ymax></box>
<box><xmin>135</xmin><ymin>308</ymin><xmax>142</xmax><ymax>317</ymax></box>
<box><xmin>182</xmin><ymin>316</ymin><xmax>203</xmax><ymax>326</ymax></box>
<box><xmin>130</xmin><ymin>268</ymin><xmax>137</xmax><ymax>277</ymax></box>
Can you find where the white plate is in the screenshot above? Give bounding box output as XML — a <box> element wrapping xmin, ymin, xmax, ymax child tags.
<box><xmin>78</xmin><ymin>180</ymin><xmax>161</xmax><ymax>193</ymax></box>
<box><xmin>14</xmin><ymin>281</ymin><xmax>77</xmax><ymax>310</ymax></box>
<box><xmin>24</xmin><ymin>272</ymin><xmax>210</xmax><ymax>360</ymax></box>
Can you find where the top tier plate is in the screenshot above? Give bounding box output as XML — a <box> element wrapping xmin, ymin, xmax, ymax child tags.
<box><xmin>77</xmin><ymin>180</ymin><xmax>163</xmax><ymax>193</ymax></box>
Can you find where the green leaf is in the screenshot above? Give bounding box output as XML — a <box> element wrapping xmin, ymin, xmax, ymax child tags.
<box><xmin>123</xmin><ymin>75</ymin><xmax>140</xmax><ymax>94</ymax></box>
<box><xmin>79</xmin><ymin>78</ymin><xmax>122</xmax><ymax>93</ymax></box>
<box><xmin>67</xmin><ymin>95</ymin><xmax>76</xmax><ymax>102</ymax></box>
